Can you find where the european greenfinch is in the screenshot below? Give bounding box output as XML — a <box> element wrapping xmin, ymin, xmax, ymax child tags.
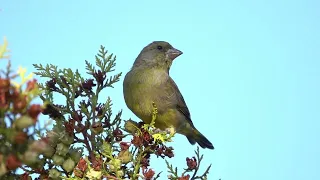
<box><xmin>123</xmin><ymin>41</ymin><xmax>214</xmax><ymax>149</ymax></box>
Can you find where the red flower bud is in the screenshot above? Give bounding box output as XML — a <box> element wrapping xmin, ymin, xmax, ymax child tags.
<box><xmin>178</xmin><ymin>174</ymin><xmax>190</xmax><ymax>180</ymax></box>
<box><xmin>142</xmin><ymin>167</ymin><xmax>155</xmax><ymax>180</ymax></box>
<box><xmin>28</xmin><ymin>104</ymin><xmax>42</xmax><ymax>122</ymax></box>
<box><xmin>6</xmin><ymin>154</ymin><xmax>21</xmax><ymax>170</ymax></box>
<box><xmin>76</xmin><ymin>158</ymin><xmax>87</xmax><ymax>172</ymax></box>
<box><xmin>131</xmin><ymin>135</ymin><xmax>143</xmax><ymax>147</ymax></box>
<box><xmin>120</xmin><ymin>142</ymin><xmax>130</xmax><ymax>151</ymax></box>
<box><xmin>14</xmin><ymin>132</ymin><xmax>28</xmax><ymax>144</ymax></box>
<box><xmin>0</xmin><ymin>78</ymin><xmax>10</xmax><ymax>93</ymax></box>
<box><xmin>13</xmin><ymin>95</ymin><xmax>27</xmax><ymax>113</ymax></box>
<box><xmin>26</xmin><ymin>79</ymin><xmax>38</xmax><ymax>91</ymax></box>
<box><xmin>186</xmin><ymin>157</ymin><xmax>197</xmax><ymax>170</ymax></box>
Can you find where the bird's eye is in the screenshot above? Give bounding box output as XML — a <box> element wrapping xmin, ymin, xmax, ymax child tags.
<box><xmin>157</xmin><ymin>46</ymin><xmax>163</xmax><ymax>50</ymax></box>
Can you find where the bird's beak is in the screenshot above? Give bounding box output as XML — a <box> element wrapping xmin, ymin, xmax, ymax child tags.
<box><xmin>166</xmin><ymin>48</ymin><xmax>183</xmax><ymax>60</ymax></box>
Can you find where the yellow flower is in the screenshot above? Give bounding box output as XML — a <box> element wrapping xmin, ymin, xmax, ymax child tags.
<box><xmin>11</xmin><ymin>66</ymin><xmax>34</xmax><ymax>89</ymax></box>
<box><xmin>84</xmin><ymin>157</ymin><xmax>102</xmax><ymax>179</ymax></box>
<box><xmin>152</xmin><ymin>133</ymin><xmax>166</xmax><ymax>143</ymax></box>
<box><xmin>152</xmin><ymin>127</ymin><xmax>175</xmax><ymax>143</ymax></box>
<box><xmin>17</xmin><ymin>66</ymin><xmax>33</xmax><ymax>83</ymax></box>
<box><xmin>0</xmin><ymin>36</ymin><xmax>9</xmax><ymax>59</ymax></box>
<box><xmin>86</xmin><ymin>167</ymin><xmax>102</xmax><ymax>179</ymax></box>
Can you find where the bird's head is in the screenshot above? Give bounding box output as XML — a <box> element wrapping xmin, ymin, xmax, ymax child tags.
<box><xmin>133</xmin><ymin>41</ymin><xmax>183</xmax><ymax>71</ymax></box>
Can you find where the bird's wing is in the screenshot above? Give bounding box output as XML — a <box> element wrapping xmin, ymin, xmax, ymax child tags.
<box><xmin>165</xmin><ymin>77</ymin><xmax>194</xmax><ymax>126</ymax></box>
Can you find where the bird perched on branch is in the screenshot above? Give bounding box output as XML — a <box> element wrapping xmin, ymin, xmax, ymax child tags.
<box><xmin>123</xmin><ymin>41</ymin><xmax>214</xmax><ymax>149</ymax></box>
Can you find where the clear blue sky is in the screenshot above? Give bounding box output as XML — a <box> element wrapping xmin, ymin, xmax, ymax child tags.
<box><xmin>1</xmin><ymin>0</ymin><xmax>320</xmax><ymax>179</ymax></box>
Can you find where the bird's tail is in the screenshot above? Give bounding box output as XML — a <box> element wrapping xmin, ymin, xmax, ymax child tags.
<box><xmin>186</xmin><ymin>128</ymin><xmax>214</xmax><ymax>150</ymax></box>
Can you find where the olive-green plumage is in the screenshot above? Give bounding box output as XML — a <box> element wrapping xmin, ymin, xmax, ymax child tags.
<box><xmin>123</xmin><ymin>41</ymin><xmax>214</xmax><ymax>149</ymax></box>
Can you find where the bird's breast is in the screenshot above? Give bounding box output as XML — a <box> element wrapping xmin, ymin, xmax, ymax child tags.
<box><xmin>123</xmin><ymin>68</ymin><xmax>169</xmax><ymax>123</ymax></box>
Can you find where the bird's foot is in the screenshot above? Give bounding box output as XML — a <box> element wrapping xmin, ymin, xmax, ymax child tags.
<box><xmin>153</xmin><ymin>127</ymin><xmax>176</xmax><ymax>136</ymax></box>
<box><xmin>165</xmin><ymin>126</ymin><xmax>176</xmax><ymax>136</ymax></box>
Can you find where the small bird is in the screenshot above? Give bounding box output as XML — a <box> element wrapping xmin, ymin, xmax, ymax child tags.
<box><xmin>123</xmin><ymin>41</ymin><xmax>214</xmax><ymax>149</ymax></box>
